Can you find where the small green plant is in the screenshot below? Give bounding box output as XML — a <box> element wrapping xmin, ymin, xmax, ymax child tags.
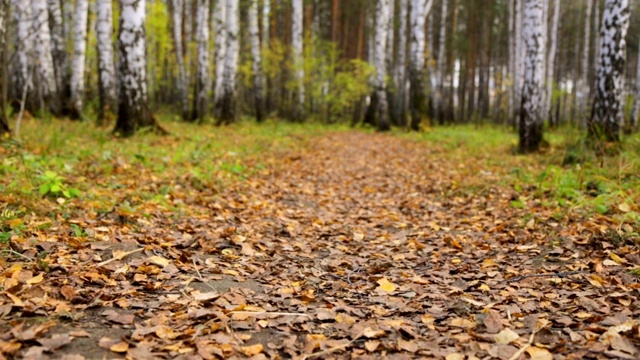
<box><xmin>38</xmin><ymin>171</ymin><xmax>81</xmax><ymax>198</ymax></box>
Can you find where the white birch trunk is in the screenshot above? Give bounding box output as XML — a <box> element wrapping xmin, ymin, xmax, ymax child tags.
<box><xmin>248</xmin><ymin>0</ymin><xmax>266</xmax><ymax>121</ymax></box>
<box><xmin>373</xmin><ymin>0</ymin><xmax>391</xmax><ymax>130</ymax></box>
<box><xmin>514</xmin><ymin>0</ymin><xmax>524</xmax><ymax>123</ymax></box>
<box><xmin>70</xmin><ymin>0</ymin><xmax>89</xmax><ymax>117</ymax></box>
<box><xmin>0</xmin><ymin>0</ymin><xmax>9</xmax><ymax>133</ymax></box>
<box><xmin>214</xmin><ymin>0</ymin><xmax>239</xmax><ymax>124</ymax></box>
<box><xmin>263</xmin><ymin>0</ymin><xmax>270</xmax><ymax>45</ymax></box>
<box><xmin>408</xmin><ymin>0</ymin><xmax>432</xmax><ymax>130</ymax></box>
<box><xmin>192</xmin><ymin>0</ymin><xmax>210</xmax><ymax>121</ymax></box>
<box><xmin>578</xmin><ymin>0</ymin><xmax>593</xmax><ymax>117</ymax></box>
<box><xmin>213</xmin><ymin>0</ymin><xmax>227</xmax><ymax>103</ymax></box>
<box><xmin>170</xmin><ymin>0</ymin><xmax>188</xmax><ymax>120</ymax></box>
<box><xmin>115</xmin><ymin>0</ymin><xmax>159</xmax><ymax>135</ymax></box>
<box><xmin>518</xmin><ymin>0</ymin><xmax>546</xmax><ymax>152</ymax></box>
<box><xmin>393</xmin><ymin>0</ymin><xmax>408</xmax><ymax>125</ymax></box>
<box><xmin>11</xmin><ymin>0</ymin><xmax>32</xmax><ymax>103</ymax></box>
<box><xmin>508</xmin><ymin>0</ymin><xmax>515</xmax><ymax>119</ymax></box>
<box><xmin>32</xmin><ymin>0</ymin><xmax>59</xmax><ymax>113</ymax></box>
<box><xmin>291</xmin><ymin>0</ymin><xmax>304</xmax><ymax>120</ymax></box>
<box><xmin>435</xmin><ymin>0</ymin><xmax>448</xmax><ymax>121</ymax></box>
<box><xmin>544</xmin><ymin>0</ymin><xmax>559</xmax><ymax>121</ymax></box>
<box><xmin>96</xmin><ymin>0</ymin><xmax>117</xmax><ymax>120</ymax></box>
<box><xmin>589</xmin><ymin>0</ymin><xmax>629</xmax><ymax>141</ymax></box>
<box><xmin>48</xmin><ymin>0</ymin><xmax>69</xmax><ymax>100</ymax></box>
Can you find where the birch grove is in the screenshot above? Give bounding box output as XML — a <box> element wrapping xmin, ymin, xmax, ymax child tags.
<box><xmin>69</xmin><ymin>0</ymin><xmax>88</xmax><ymax>118</ymax></box>
<box><xmin>589</xmin><ymin>0</ymin><xmax>630</xmax><ymax>142</ymax></box>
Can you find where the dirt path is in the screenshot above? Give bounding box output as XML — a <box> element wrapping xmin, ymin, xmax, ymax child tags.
<box><xmin>2</xmin><ymin>132</ymin><xmax>639</xmax><ymax>359</ymax></box>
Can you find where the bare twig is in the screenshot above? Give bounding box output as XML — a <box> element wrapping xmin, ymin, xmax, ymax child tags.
<box><xmin>1</xmin><ymin>249</ymin><xmax>34</xmax><ymax>262</ymax></box>
<box><xmin>229</xmin><ymin>311</ymin><xmax>310</xmax><ymax>317</ymax></box>
<box><xmin>505</xmin><ymin>271</ymin><xmax>585</xmax><ymax>283</ymax></box>
<box><xmin>15</xmin><ymin>70</ymin><xmax>31</xmax><ymax>139</ymax></box>
<box><xmin>300</xmin><ymin>328</ymin><xmax>366</xmax><ymax>360</ymax></box>
<box><xmin>507</xmin><ymin>328</ymin><xmax>537</xmax><ymax>360</ymax></box>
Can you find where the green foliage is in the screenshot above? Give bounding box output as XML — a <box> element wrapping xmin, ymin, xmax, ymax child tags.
<box><xmin>38</xmin><ymin>171</ymin><xmax>81</xmax><ymax>199</ymax></box>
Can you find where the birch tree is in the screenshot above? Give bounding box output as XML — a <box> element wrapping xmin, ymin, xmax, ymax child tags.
<box><xmin>70</xmin><ymin>0</ymin><xmax>88</xmax><ymax>118</ymax></box>
<box><xmin>170</xmin><ymin>0</ymin><xmax>188</xmax><ymax>120</ymax></box>
<box><xmin>435</xmin><ymin>0</ymin><xmax>448</xmax><ymax>123</ymax></box>
<box><xmin>48</xmin><ymin>0</ymin><xmax>69</xmax><ymax>102</ymax></box>
<box><xmin>371</xmin><ymin>0</ymin><xmax>391</xmax><ymax>131</ymax></box>
<box><xmin>114</xmin><ymin>0</ymin><xmax>163</xmax><ymax>136</ymax></box>
<box><xmin>630</xmin><ymin>37</ymin><xmax>640</xmax><ymax>133</ymax></box>
<box><xmin>513</xmin><ymin>0</ymin><xmax>524</xmax><ymax>126</ymax></box>
<box><xmin>0</xmin><ymin>0</ymin><xmax>9</xmax><ymax>134</ymax></box>
<box><xmin>263</xmin><ymin>0</ymin><xmax>270</xmax><ymax>46</ymax></box>
<box><xmin>291</xmin><ymin>0</ymin><xmax>304</xmax><ymax>120</ymax></box>
<box><xmin>543</xmin><ymin>0</ymin><xmax>559</xmax><ymax>121</ymax></box>
<box><xmin>589</xmin><ymin>0</ymin><xmax>630</xmax><ymax>142</ymax></box>
<box><xmin>11</xmin><ymin>0</ymin><xmax>31</xmax><ymax>106</ymax></box>
<box><xmin>213</xmin><ymin>0</ymin><xmax>227</xmax><ymax>105</ymax></box>
<box><xmin>31</xmin><ymin>0</ymin><xmax>59</xmax><ymax>114</ymax></box>
<box><xmin>214</xmin><ymin>0</ymin><xmax>239</xmax><ymax>124</ymax></box>
<box><xmin>96</xmin><ymin>0</ymin><xmax>117</xmax><ymax>122</ymax></box>
<box><xmin>192</xmin><ymin>0</ymin><xmax>210</xmax><ymax>122</ymax></box>
<box><xmin>248</xmin><ymin>0</ymin><xmax>266</xmax><ymax>122</ymax></box>
<box><xmin>408</xmin><ymin>0</ymin><xmax>434</xmax><ymax>130</ymax></box>
<box><xmin>393</xmin><ymin>0</ymin><xmax>408</xmax><ymax>126</ymax></box>
<box><xmin>518</xmin><ymin>0</ymin><xmax>546</xmax><ymax>153</ymax></box>
<box><xmin>578</xmin><ymin>0</ymin><xmax>593</xmax><ymax>118</ymax></box>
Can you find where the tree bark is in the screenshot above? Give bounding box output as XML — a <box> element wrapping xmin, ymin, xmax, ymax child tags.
<box><xmin>114</xmin><ymin>0</ymin><xmax>163</xmax><ymax>136</ymax></box>
<box><xmin>370</xmin><ymin>0</ymin><xmax>391</xmax><ymax>131</ymax></box>
<box><xmin>291</xmin><ymin>0</ymin><xmax>304</xmax><ymax>121</ymax></box>
<box><xmin>393</xmin><ymin>0</ymin><xmax>408</xmax><ymax>127</ymax></box>
<box><xmin>213</xmin><ymin>0</ymin><xmax>227</xmax><ymax>111</ymax></box>
<box><xmin>48</xmin><ymin>0</ymin><xmax>70</xmax><ymax>107</ymax></box>
<box><xmin>408</xmin><ymin>0</ymin><xmax>433</xmax><ymax>130</ymax></box>
<box><xmin>630</xmin><ymin>36</ymin><xmax>640</xmax><ymax>133</ymax></box>
<box><xmin>544</xmin><ymin>0</ymin><xmax>559</xmax><ymax>122</ymax></box>
<box><xmin>96</xmin><ymin>0</ymin><xmax>117</xmax><ymax>123</ymax></box>
<box><xmin>588</xmin><ymin>0</ymin><xmax>629</xmax><ymax>142</ymax></box>
<box><xmin>214</xmin><ymin>0</ymin><xmax>239</xmax><ymax>124</ymax></box>
<box><xmin>170</xmin><ymin>0</ymin><xmax>188</xmax><ymax>121</ymax></box>
<box><xmin>31</xmin><ymin>0</ymin><xmax>59</xmax><ymax>115</ymax></box>
<box><xmin>577</xmin><ymin>0</ymin><xmax>593</xmax><ymax>121</ymax></box>
<box><xmin>192</xmin><ymin>0</ymin><xmax>210</xmax><ymax>122</ymax></box>
<box><xmin>518</xmin><ymin>0</ymin><xmax>546</xmax><ymax>153</ymax></box>
<box><xmin>435</xmin><ymin>0</ymin><xmax>448</xmax><ymax>124</ymax></box>
<box><xmin>248</xmin><ymin>0</ymin><xmax>266</xmax><ymax>122</ymax></box>
<box><xmin>69</xmin><ymin>0</ymin><xmax>88</xmax><ymax>118</ymax></box>
<box><xmin>0</xmin><ymin>0</ymin><xmax>9</xmax><ymax>135</ymax></box>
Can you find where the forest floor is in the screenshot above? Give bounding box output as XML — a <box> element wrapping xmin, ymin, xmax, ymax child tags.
<box><xmin>1</xmin><ymin>119</ymin><xmax>640</xmax><ymax>359</ymax></box>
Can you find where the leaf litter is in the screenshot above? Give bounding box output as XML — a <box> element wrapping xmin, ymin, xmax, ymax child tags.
<box><xmin>1</xmin><ymin>131</ymin><xmax>640</xmax><ymax>359</ymax></box>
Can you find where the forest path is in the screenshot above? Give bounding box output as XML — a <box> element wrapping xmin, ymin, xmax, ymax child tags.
<box><xmin>4</xmin><ymin>131</ymin><xmax>638</xmax><ymax>359</ymax></box>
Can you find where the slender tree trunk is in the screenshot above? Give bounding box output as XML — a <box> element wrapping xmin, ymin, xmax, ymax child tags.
<box><xmin>31</xmin><ymin>0</ymin><xmax>59</xmax><ymax>115</ymax></box>
<box><xmin>214</xmin><ymin>0</ymin><xmax>239</xmax><ymax>124</ymax></box>
<box><xmin>48</xmin><ymin>0</ymin><xmax>70</xmax><ymax>107</ymax></box>
<box><xmin>630</xmin><ymin>37</ymin><xmax>640</xmax><ymax>133</ymax></box>
<box><xmin>393</xmin><ymin>0</ymin><xmax>408</xmax><ymax>127</ymax></box>
<box><xmin>69</xmin><ymin>0</ymin><xmax>88</xmax><ymax>118</ymax></box>
<box><xmin>544</xmin><ymin>0</ymin><xmax>559</xmax><ymax>122</ymax></box>
<box><xmin>578</xmin><ymin>0</ymin><xmax>593</xmax><ymax>122</ymax></box>
<box><xmin>248</xmin><ymin>0</ymin><xmax>266</xmax><ymax>122</ymax></box>
<box><xmin>518</xmin><ymin>0</ymin><xmax>546</xmax><ymax>153</ymax></box>
<box><xmin>588</xmin><ymin>0</ymin><xmax>629</xmax><ymax>142</ymax></box>
<box><xmin>213</xmin><ymin>0</ymin><xmax>227</xmax><ymax>109</ymax></box>
<box><xmin>408</xmin><ymin>0</ymin><xmax>433</xmax><ymax>130</ymax></box>
<box><xmin>508</xmin><ymin>0</ymin><xmax>515</xmax><ymax>123</ymax></box>
<box><xmin>371</xmin><ymin>0</ymin><xmax>391</xmax><ymax>131</ymax></box>
<box><xmin>96</xmin><ymin>0</ymin><xmax>117</xmax><ymax>124</ymax></box>
<box><xmin>114</xmin><ymin>0</ymin><xmax>163</xmax><ymax>136</ymax></box>
<box><xmin>192</xmin><ymin>0</ymin><xmax>210</xmax><ymax>122</ymax></box>
<box><xmin>291</xmin><ymin>0</ymin><xmax>304</xmax><ymax>121</ymax></box>
<box><xmin>513</xmin><ymin>0</ymin><xmax>524</xmax><ymax>127</ymax></box>
<box><xmin>263</xmin><ymin>0</ymin><xmax>270</xmax><ymax>45</ymax></box>
<box><xmin>170</xmin><ymin>0</ymin><xmax>188</xmax><ymax>120</ymax></box>
<box><xmin>0</xmin><ymin>0</ymin><xmax>9</xmax><ymax>135</ymax></box>
<box><xmin>11</xmin><ymin>0</ymin><xmax>32</xmax><ymax>107</ymax></box>
<box><xmin>435</xmin><ymin>0</ymin><xmax>448</xmax><ymax>124</ymax></box>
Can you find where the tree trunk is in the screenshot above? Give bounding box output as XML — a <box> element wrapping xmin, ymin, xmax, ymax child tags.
<box><xmin>10</xmin><ymin>0</ymin><xmax>32</xmax><ymax>108</ymax></box>
<box><xmin>213</xmin><ymin>0</ymin><xmax>227</xmax><ymax>111</ymax></box>
<box><xmin>544</xmin><ymin>0</ymin><xmax>559</xmax><ymax>122</ymax></box>
<box><xmin>408</xmin><ymin>0</ymin><xmax>431</xmax><ymax>130</ymax></box>
<box><xmin>48</xmin><ymin>0</ymin><xmax>70</xmax><ymax>107</ymax></box>
<box><xmin>393</xmin><ymin>0</ymin><xmax>408</xmax><ymax>127</ymax></box>
<box><xmin>513</xmin><ymin>0</ymin><xmax>524</xmax><ymax>127</ymax></box>
<box><xmin>192</xmin><ymin>0</ymin><xmax>210</xmax><ymax>122</ymax></box>
<box><xmin>518</xmin><ymin>0</ymin><xmax>546</xmax><ymax>153</ymax></box>
<box><xmin>630</xmin><ymin>37</ymin><xmax>640</xmax><ymax>133</ymax></box>
<box><xmin>31</xmin><ymin>0</ymin><xmax>59</xmax><ymax>115</ymax></box>
<box><xmin>263</xmin><ymin>0</ymin><xmax>270</xmax><ymax>46</ymax></box>
<box><xmin>96</xmin><ymin>0</ymin><xmax>117</xmax><ymax>124</ymax></box>
<box><xmin>248</xmin><ymin>0</ymin><xmax>266</xmax><ymax>122</ymax></box>
<box><xmin>291</xmin><ymin>0</ymin><xmax>304</xmax><ymax>121</ymax></box>
<box><xmin>0</xmin><ymin>0</ymin><xmax>9</xmax><ymax>135</ymax></box>
<box><xmin>588</xmin><ymin>0</ymin><xmax>629</xmax><ymax>142</ymax></box>
<box><xmin>577</xmin><ymin>0</ymin><xmax>593</xmax><ymax>121</ymax></box>
<box><xmin>170</xmin><ymin>0</ymin><xmax>188</xmax><ymax>120</ymax></box>
<box><xmin>214</xmin><ymin>0</ymin><xmax>239</xmax><ymax>124</ymax></box>
<box><xmin>370</xmin><ymin>0</ymin><xmax>391</xmax><ymax>131</ymax></box>
<box><xmin>436</xmin><ymin>0</ymin><xmax>448</xmax><ymax>124</ymax></box>
<box><xmin>114</xmin><ymin>0</ymin><xmax>163</xmax><ymax>136</ymax></box>
<box><xmin>69</xmin><ymin>0</ymin><xmax>88</xmax><ymax>118</ymax></box>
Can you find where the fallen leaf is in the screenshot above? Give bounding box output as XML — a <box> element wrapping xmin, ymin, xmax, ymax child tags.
<box><xmin>494</xmin><ymin>328</ymin><xmax>520</xmax><ymax>344</ymax></box>
<box><xmin>377</xmin><ymin>277</ymin><xmax>396</xmax><ymax>293</ymax></box>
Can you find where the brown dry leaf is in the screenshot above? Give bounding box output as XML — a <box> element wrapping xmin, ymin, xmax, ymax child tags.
<box><xmin>37</xmin><ymin>334</ymin><xmax>72</xmax><ymax>351</ymax></box>
<box><xmin>335</xmin><ymin>313</ymin><xmax>356</xmax><ymax>325</ymax></box>
<box><xmin>397</xmin><ymin>339</ymin><xmax>418</xmax><ymax>352</ymax></box>
<box><xmin>110</xmin><ymin>342</ymin><xmax>129</xmax><ymax>353</ymax></box>
<box><xmin>364</xmin><ymin>340</ymin><xmax>380</xmax><ymax>352</ymax></box>
<box><xmin>494</xmin><ymin>328</ymin><xmax>520</xmax><ymax>345</ymax></box>
<box><xmin>484</xmin><ymin>309</ymin><xmax>503</xmax><ymax>333</ymax></box>
<box><xmin>445</xmin><ymin>353</ymin><xmax>465</xmax><ymax>360</ymax></box>
<box><xmin>241</xmin><ymin>344</ymin><xmax>264</xmax><ymax>356</ymax></box>
<box><xmin>154</xmin><ymin>326</ymin><xmax>180</xmax><ymax>340</ymax></box>
<box><xmin>526</xmin><ymin>346</ymin><xmax>553</xmax><ymax>360</ymax></box>
<box><xmin>363</xmin><ymin>327</ymin><xmax>386</xmax><ymax>339</ymax></box>
<box><xmin>148</xmin><ymin>255</ymin><xmax>170</xmax><ymax>267</ymax></box>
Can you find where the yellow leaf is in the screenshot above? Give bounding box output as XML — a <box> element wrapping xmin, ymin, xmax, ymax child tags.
<box><xmin>526</xmin><ymin>346</ymin><xmax>553</xmax><ymax>360</ymax></box>
<box><xmin>353</xmin><ymin>232</ymin><xmax>365</xmax><ymax>241</ymax></box>
<box><xmin>445</xmin><ymin>353</ymin><xmax>465</xmax><ymax>360</ymax></box>
<box><xmin>609</xmin><ymin>253</ymin><xmax>626</xmax><ymax>264</ymax></box>
<box><xmin>377</xmin><ymin>277</ymin><xmax>396</xmax><ymax>293</ymax></box>
<box><xmin>26</xmin><ymin>273</ymin><xmax>44</xmax><ymax>285</ymax></box>
<box><xmin>241</xmin><ymin>344</ymin><xmax>263</xmax><ymax>356</ymax></box>
<box><xmin>149</xmin><ymin>256</ymin><xmax>170</xmax><ymax>267</ymax></box>
<box><xmin>363</xmin><ymin>327</ymin><xmax>386</xmax><ymax>338</ymax></box>
<box><xmin>335</xmin><ymin>313</ymin><xmax>356</xmax><ymax>325</ymax></box>
<box><xmin>451</xmin><ymin>258</ymin><xmax>461</xmax><ymax>265</ymax></box>
<box><xmin>618</xmin><ymin>203</ymin><xmax>631</xmax><ymax>212</ymax></box>
<box><xmin>479</xmin><ymin>284</ymin><xmax>491</xmax><ymax>292</ymax></box>
<box><xmin>110</xmin><ymin>342</ymin><xmax>129</xmax><ymax>353</ymax></box>
<box><xmin>494</xmin><ymin>328</ymin><xmax>519</xmax><ymax>344</ymax></box>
